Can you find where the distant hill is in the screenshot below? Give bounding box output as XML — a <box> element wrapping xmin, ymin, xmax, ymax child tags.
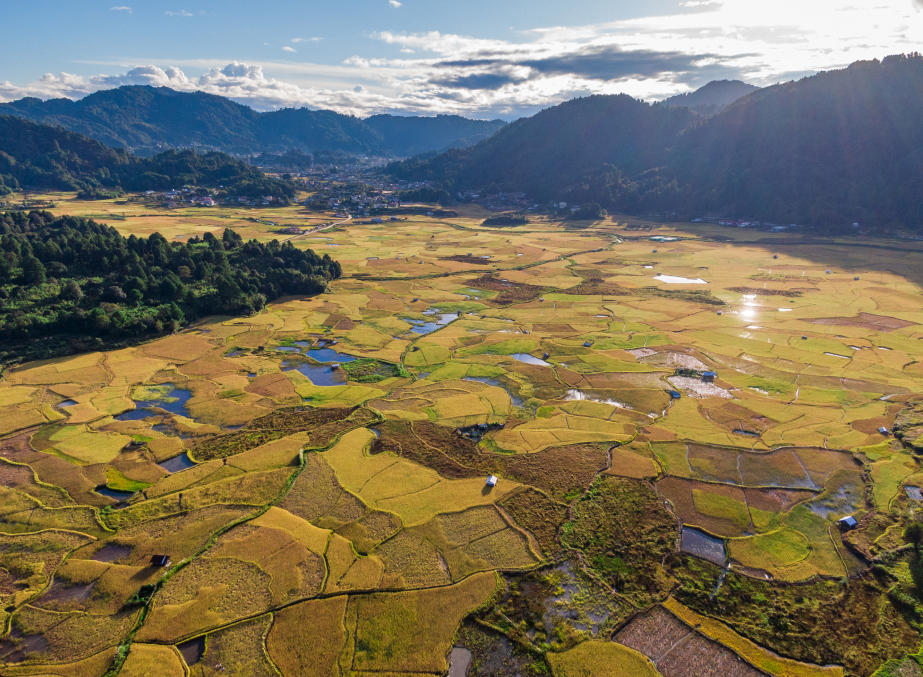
<box><xmin>364</xmin><ymin>114</ymin><xmax>505</xmax><ymax>157</ymax></box>
<box><xmin>0</xmin><ymin>86</ymin><xmax>506</xmax><ymax>157</ymax></box>
<box><xmin>659</xmin><ymin>80</ymin><xmax>759</xmax><ymax>116</ymax></box>
<box><xmin>0</xmin><ymin>114</ymin><xmax>292</xmax><ymax>198</ymax></box>
<box><xmin>386</xmin><ymin>95</ymin><xmax>697</xmax><ymax>198</ymax></box>
<box><xmin>388</xmin><ymin>54</ymin><xmax>923</xmax><ymax>230</ymax></box>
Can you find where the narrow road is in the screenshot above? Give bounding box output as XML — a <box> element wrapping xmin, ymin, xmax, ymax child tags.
<box><xmin>282</xmin><ymin>213</ymin><xmax>352</xmax><ymax>243</ymax></box>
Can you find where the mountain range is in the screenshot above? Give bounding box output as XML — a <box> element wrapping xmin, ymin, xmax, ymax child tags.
<box><xmin>389</xmin><ymin>54</ymin><xmax>923</xmax><ymax>229</ymax></box>
<box><xmin>0</xmin><ymin>86</ymin><xmax>508</xmax><ymax>157</ymax></box>
<box><xmin>0</xmin><ymin>114</ymin><xmax>289</xmax><ymax>198</ymax></box>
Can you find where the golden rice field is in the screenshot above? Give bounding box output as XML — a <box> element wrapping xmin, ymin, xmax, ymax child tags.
<box><xmin>2</xmin><ymin>194</ymin><xmax>923</xmax><ymax>676</ymax></box>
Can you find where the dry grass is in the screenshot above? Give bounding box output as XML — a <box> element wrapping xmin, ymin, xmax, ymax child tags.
<box><xmin>346</xmin><ymin>571</ymin><xmax>498</xmax><ymax>673</ymax></box>
<box><xmin>547</xmin><ymin>640</ymin><xmax>662</xmax><ymax>677</ymax></box>
<box><xmin>209</xmin><ymin>523</ymin><xmax>326</xmax><ymax>605</ymax></box>
<box><xmin>321</xmin><ymin>428</ymin><xmax>519</xmax><ymax>526</ymax></box>
<box><xmin>0</xmin><ymin>487</ymin><xmax>104</xmax><ymax>537</ymax></box>
<box><xmin>251</xmin><ymin>507</ymin><xmax>331</xmax><ymax>555</ymax></box>
<box><xmin>119</xmin><ymin>644</ymin><xmax>185</xmax><ymax>677</ymax></box>
<box><xmin>267</xmin><ymin>596</ymin><xmax>348</xmax><ymax>677</ymax></box>
<box><xmin>193</xmin><ymin>614</ymin><xmax>278</xmax><ymax>677</ymax></box>
<box><xmin>137</xmin><ymin>557</ymin><xmax>272</xmax><ymax>643</ymax></box>
<box><xmin>105</xmin><ymin>468</ymin><xmax>294</xmax><ymax>529</ymax></box>
<box><xmin>0</xmin><ymin>647</ymin><xmax>116</xmax><ymax>676</ymax></box>
<box><xmin>5</xmin><ymin>605</ymin><xmax>139</xmax><ymax>664</ymax></box>
<box><xmin>324</xmin><ymin>533</ymin><xmax>384</xmax><ymax>594</ymax></box>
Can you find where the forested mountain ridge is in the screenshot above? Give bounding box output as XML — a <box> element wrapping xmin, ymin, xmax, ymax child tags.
<box><xmin>0</xmin><ymin>115</ymin><xmax>294</xmax><ymax>198</ymax></box>
<box><xmin>0</xmin><ymin>86</ymin><xmax>507</xmax><ymax>157</ymax></box>
<box><xmin>658</xmin><ymin>79</ymin><xmax>760</xmax><ymax>116</ymax></box>
<box><xmin>667</xmin><ymin>54</ymin><xmax>923</xmax><ymax>227</ymax></box>
<box><xmin>389</xmin><ymin>54</ymin><xmax>923</xmax><ymax>229</ymax></box>
<box><xmin>387</xmin><ymin>95</ymin><xmax>697</xmax><ymax>198</ymax></box>
<box><xmin>0</xmin><ymin>211</ymin><xmax>340</xmax><ymax>364</ymax></box>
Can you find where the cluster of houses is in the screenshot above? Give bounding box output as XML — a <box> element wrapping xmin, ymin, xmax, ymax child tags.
<box><xmin>145</xmin><ymin>189</ymin><xmax>217</xmax><ymax>208</ymax></box>
<box><xmin>691</xmin><ymin>217</ymin><xmax>805</xmax><ymax>232</ymax></box>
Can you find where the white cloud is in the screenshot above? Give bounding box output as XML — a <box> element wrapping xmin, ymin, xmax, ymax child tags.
<box><xmin>282</xmin><ymin>46</ymin><xmax>297</xmax><ymax>53</ymax></box>
<box><xmin>292</xmin><ymin>38</ymin><xmax>322</xmax><ymax>43</ymax></box>
<box><xmin>165</xmin><ymin>10</ymin><xmax>192</xmax><ymax>17</ymax></box>
<box><xmin>389</xmin><ymin>0</ymin><xmax>402</xmax><ymax>7</ymax></box>
<box><xmin>110</xmin><ymin>6</ymin><xmax>132</xmax><ymax>13</ymax></box>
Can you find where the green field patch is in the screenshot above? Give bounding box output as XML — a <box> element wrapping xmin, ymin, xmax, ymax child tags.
<box><xmin>320</xmin><ymin>428</ymin><xmax>519</xmax><ymax>526</ymax></box>
<box><xmin>729</xmin><ymin>528</ymin><xmax>813</xmax><ymax>575</ymax></box>
<box><xmin>105</xmin><ymin>467</ymin><xmax>151</xmax><ymax>493</ymax></box>
<box><xmin>342</xmin><ymin>358</ymin><xmax>405</xmax><ymax>383</ymax></box>
<box><xmin>870</xmin><ymin>454</ymin><xmax>917</xmax><ymax>512</ymax></box>
<box><xmin>296</xmin><ymin>383</ymin><xmax>385</xmax><ymax>407</ymax></box>
<box><xmin>458</xmin><ymin>337</ymin><xmax>541</xmax><ymax>357</ymax></box>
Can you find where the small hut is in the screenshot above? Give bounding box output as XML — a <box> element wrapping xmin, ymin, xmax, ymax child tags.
<box><xmin>838</xmin><ymin>516</ymin><xmax>858</xmax><ymax>530</ymax></box>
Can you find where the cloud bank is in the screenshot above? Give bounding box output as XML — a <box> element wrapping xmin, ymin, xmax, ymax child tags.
<box><xmin>0</xmin><ymin>0</ymin><xmax>919</xmax><ymax>118</ymax></box>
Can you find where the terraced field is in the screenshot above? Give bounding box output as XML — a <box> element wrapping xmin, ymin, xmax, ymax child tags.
<box><xmin>2</xmin><ymin>197</ymin><xmax>923</xmax><ymax>676</ymax></box>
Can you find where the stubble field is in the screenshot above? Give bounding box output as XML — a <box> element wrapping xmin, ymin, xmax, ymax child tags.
<box><xmin>2</xmin><ymin>193</ymin><xmax>923</xmax><ymax>676</ymax></box>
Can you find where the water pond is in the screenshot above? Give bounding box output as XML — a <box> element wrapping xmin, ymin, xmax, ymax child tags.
<box><xmin>94</xmin><ymin>486</ymin><xmax>135</xmax><ymax>502</ymax></box>
<box><xmin>653</xmin><ymin>274</ymin><xmax>708</xmax><ymax>284</ymax></box>
<box><xmin>448</xmin><ymin>648</ymin><xmax>473</xmax><ymax>677</ymax></box>
<box><xmin>116</xmin><ymin>384</ymin><xmax>192</xmax><ymax>421</ymax></box>
<box><xmin>409</xmin><ymin>313</ymin><xmax>459</xmax><ymax>335</ymax></box>
<box><xmin>511</xmin><ymin>353</ymin><xmax>551</xmax><ymax>367</ymax></box>
<box><xmin>463</xmin><ymin>376</ymin><xmax>524</xmax><ymax>406</ymax></box>
<box><xmin>177</xmin><ymin>637</ymin><xmax>205</xmax><ymax>666</ymax></box>
<box><xmin>158</xmin><ymin>453</ymin><xmax>196</xmax><ymax>474</ymax></box>
<box><xmin>305</xmin><ymin>348</ymin><xmax>358</xmax><ymax>363</ymax></box>
<box><xmin>282</xmin><ymin>360</ymin><xmax>348</xmax><ymax>387</ymax></box>
<box><xmin>681</xmin><ymin>528</ymin><xmax>726</xmax><ymax>565</ymax></box>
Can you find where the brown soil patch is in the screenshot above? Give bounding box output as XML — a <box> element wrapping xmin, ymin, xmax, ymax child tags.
<box><xmin>533</xmin><ymin>324</ymin><xmax>576</xmax><ymax>333</ymax></box>
<box><xmin>563</xmin><ymin>279</ymin><xmax>632</xmax><ymax>296</ymax></box>
<box><xmin>468</xmin><ymin>274</ymin><xmax>545</xmax><ymax>305</ymax></box>
<box><xmin>247</xmin><ymin>373</ymin><xmax>297</xmax><ymax>399</ymax></box>
<box><xmin>812</xmin><ymin>313</ymin><xmax>915</xmax><ymax>332</ymax></box>
<box><xmin>441</xmin><ymin>255</ymin><xmax>494</xmax><ymax>265</ymax></box>
<box><xmin>615</xmin><ymin>606</ymin><xmax>765</xmax><ymax>677</ymax></box>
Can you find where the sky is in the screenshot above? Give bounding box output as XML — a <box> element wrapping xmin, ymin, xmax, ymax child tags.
<box><xmin>0</xmin><ymin>0</ymin><xmax>920</xmax><ymax>119</ymax></box>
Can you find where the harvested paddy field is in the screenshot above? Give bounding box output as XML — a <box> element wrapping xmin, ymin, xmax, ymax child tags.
<box><xmin>2</xmin><ymin>203</ymin><xmax>923</xmax><ymax>675</ymax></box>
